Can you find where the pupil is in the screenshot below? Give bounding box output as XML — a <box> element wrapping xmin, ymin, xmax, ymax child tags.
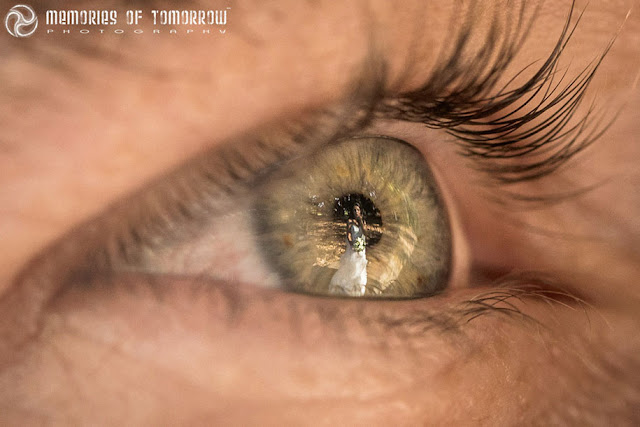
<box><xmin>332</xmin><ymin>193</ymin><xmax>383</xmax><ymax>247</ymax></box>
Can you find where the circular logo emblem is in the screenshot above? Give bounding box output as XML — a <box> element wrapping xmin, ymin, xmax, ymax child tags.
<box><xmin>5</xmin><ymin>4</ymin><xmax>37</xmax><ymax>38</ymax></box>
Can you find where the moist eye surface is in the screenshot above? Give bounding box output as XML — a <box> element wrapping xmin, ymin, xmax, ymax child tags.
<box><xmin>255</xmin><ymin>136</ymin><xmax>451</xmax><ymax>298</ymax></box>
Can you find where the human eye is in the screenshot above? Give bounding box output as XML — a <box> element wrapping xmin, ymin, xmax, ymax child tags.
<box><xmin>22</xmin><ymin>2</ymin><xmax>602</xmax><ymax>302</ymax></box>
<box><xmin>82</xmin><ymin>130</ymin><xmax>452</xmax><ymax>299</ymax></box>
<box><xmin>2</xmin><ymin>0</ymin><xmax>639</xmax><ymax>424</ymax></box>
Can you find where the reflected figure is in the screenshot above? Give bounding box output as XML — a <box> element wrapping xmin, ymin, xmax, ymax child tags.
<box><xmin>329</xmin><ymin>202</ymin><xmax>368</xmax><ymax>296</ymax></box>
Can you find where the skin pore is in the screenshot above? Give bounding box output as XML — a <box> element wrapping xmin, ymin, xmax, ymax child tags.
<box><xmin>1</xmin><ymin>0</ymin><xmax>640</xmax><ymax>424</ymax></box>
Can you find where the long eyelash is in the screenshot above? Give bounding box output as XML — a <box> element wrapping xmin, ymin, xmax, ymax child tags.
<box><xmin>457</xmin><ymin>273</ymin><xmax>593</xmax><ymax>327</ymax></box>
<box><xmin>376</xmin><ymin>0</ymin><xmax>616</xmax><ymax>185</ymax></box>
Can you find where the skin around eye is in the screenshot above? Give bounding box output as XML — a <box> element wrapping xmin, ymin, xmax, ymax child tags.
<box><xmin>0</xmin><ymin>1</ymin><xmax>638</xmax><ymax>425</ymax></box>
<box><xmin>255</xmin><ymin>136</ymin><xmax>451</xmax><ymax>298</ymax></box>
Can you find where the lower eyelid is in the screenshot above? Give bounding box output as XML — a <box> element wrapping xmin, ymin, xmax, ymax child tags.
<box><xmin>46</xmin><ymin>273</ymin><xmax>472</xmax><ymax>339</ymax></box>
<box><xmin>4</xmin><ymin>270</ymin><xmax>614</xmax><ymax>424</ymax></box>
<box><xmin>24</xmin><ymin>274</ymin><xmax>478</xmax><ymax>409</ymax></box>
<box><xmin>38</xmin><ymin>272</ymin><xmax>576</xmax><ymax>359</ymax></box>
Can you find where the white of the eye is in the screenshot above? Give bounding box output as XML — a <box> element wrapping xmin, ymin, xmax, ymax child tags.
<box><xmin>120</xmin><ymin>204</ymin><xmax>281</xmax><ymax>288</ymax></box>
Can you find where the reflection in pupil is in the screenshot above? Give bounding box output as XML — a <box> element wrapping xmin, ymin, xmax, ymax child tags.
<box><xmin>333</xmin><ymin>193</ymin><xmax>382</xmax><ymax>247</ymax></box>
<box><xmin>327</xmin><ymin>194</ymin><xmax>382</xmax><ymax>296</ymax></box>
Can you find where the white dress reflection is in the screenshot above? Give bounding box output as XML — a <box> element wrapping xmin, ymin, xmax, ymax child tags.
<box><xmin>329</xmin><ymin>203</ymin><xmax>368</xmax><ymax>296</ymax></box>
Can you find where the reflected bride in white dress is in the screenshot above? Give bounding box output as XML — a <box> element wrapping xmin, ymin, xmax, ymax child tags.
<box><xmin>329</xmin><ymin>203</ymin><xmax>368</xmax><ymax>296</ymax></box>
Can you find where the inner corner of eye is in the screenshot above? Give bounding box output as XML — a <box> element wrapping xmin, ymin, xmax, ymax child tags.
<box><xmin>252</xmin><ymin>136</ymin><xmax>452</xmax><ymax>299</ymax></box>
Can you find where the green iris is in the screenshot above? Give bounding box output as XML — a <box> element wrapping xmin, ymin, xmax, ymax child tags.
<box><xmin>254</xmin><ymin>136</ymin><xmax>451</xmax><ymax>298</ymax></box>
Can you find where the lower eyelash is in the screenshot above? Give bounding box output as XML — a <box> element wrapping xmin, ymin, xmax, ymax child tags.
<box><xmin>457</xmin><ymin>272</ymin><xmax>592</xmax><ymax>329</ymax></box>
